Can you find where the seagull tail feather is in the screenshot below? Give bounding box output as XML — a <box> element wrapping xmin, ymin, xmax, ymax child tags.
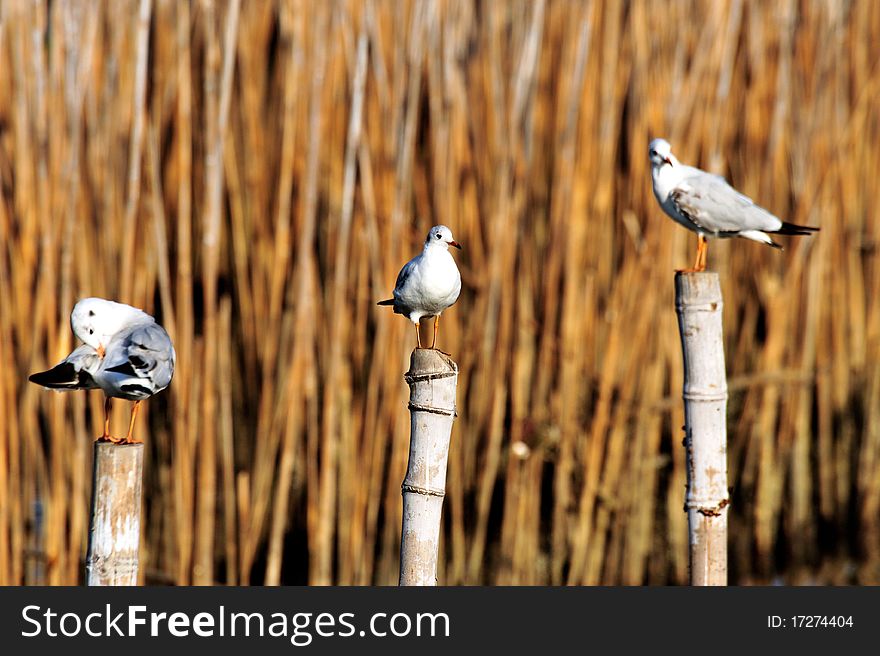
<box><xmin>28</xmin><ymin>363</ymin><xmax>88</xmax><ymax>389</ymax></box>
<box><xmin>776</xmin><ymin>221</ymin><xmax>820</xmax><ymax>236</ymax></box>
<box><xmin>739</xmin><ymin>229</ymin><xmax>782</xmax><ymax>250</ymax></box>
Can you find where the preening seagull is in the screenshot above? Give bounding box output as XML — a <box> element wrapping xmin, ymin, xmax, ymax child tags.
<box><xmin>378</xmin><ymin>225</ymin><xmax>462</xmax><ymax>349</ymax></box>
<box><xmin>648</xmin><ymin>138</ymin><xmax>819</xmax><ymax>272</ymax></box>
<box><xmin>29</xmin><ymin>298</ymin><xmax>175</xmax><ymax>444</ymax></box>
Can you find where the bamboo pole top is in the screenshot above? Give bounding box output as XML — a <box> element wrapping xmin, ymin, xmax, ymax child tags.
<box><xmin>86</xmin><ymin>441</ymin><xmax>144</xmax><ymax>586</ymax></box>
<box><xmin>405</xmin><ymin>348</ymin><xmax>459</xmax><ymax>382</ymax></box>
<box><xmin>674</xmin><ymin>271</ymin><xmax>723</xmax><ymax>311</ymax></box>
<box><xmin>399</xmin><ymin>348</ymin><xmax>459</xmax><ymax>586</ymax></box>
<box><xmin>674</xmin><ymin>270</ymin><xmax>728</xmax><ymax>586</ymax></box>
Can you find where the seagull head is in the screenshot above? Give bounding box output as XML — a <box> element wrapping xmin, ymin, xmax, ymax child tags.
<box><xmin>648</xmin><ymin>138</ymin><xmax>676</xmax><ymax>169</ymax></box>
<box><xmin>425</xmin><ymin>225</ymin><xmax>461</xmax><ymax>251</ymax></box>
<box><xmin>70</xmin><ymin>297</ymin><xmax>151</xmax><ymax>356</ymax></box>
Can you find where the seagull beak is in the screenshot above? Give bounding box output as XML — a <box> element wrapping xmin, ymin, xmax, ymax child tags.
<box><xmin>664</xmin><ymin>156</ymin><xmax>673</xmax><ymax>166</ymax></box>
<box><xmin>449</xmin><ymin>241</ymin><xmax>462</xmax><ymax>250</ymax></box>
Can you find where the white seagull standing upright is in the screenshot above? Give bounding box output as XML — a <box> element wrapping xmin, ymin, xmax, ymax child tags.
<box><xmin>29</xmin><ymin>297</ymin><xmax>175</xmax><ymax>444</ymax></box>
<box><xmin>378</xmin><ymin>225</ymin><xmax>462</xmax><ymax>349</ymax></box>
<box><xmin>648</xmin><ymin>138</ymin><xmax>819</xmax><ymax>272</ymax></box>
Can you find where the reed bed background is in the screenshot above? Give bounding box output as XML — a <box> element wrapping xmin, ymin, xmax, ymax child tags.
<box><xmin>0</xmin><ymin>0</ymin><xmax>877</xmax><ymax>585</ymax></box>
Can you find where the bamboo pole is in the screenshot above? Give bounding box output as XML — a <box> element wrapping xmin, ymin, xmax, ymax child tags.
<box><xmin>85</xmin><ymin>442</ymin><xmax>144</xmax><ymax>586</ymax></box>
<box><xmin>675</xmin><ymin>272</ymin><xmax>729</xmax><ymax>586</ymax></box>
<box><xmin>399</xmin><ymin>349</ymin><xmax>458</xmax><ymax>586</ymax></box>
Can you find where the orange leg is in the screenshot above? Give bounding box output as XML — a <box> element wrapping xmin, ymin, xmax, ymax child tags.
<box><xmin>100</xmin><ymin>397</ymin><xmax>112</xmax><ymax>440</ymax></box>
<box><xmin>431</xmin><ymin>316</ymin><xmax>440</xmax><ymax>349</ymax></box>
<box><xmin>97</xmin><ymin>397</ymin><xmax>126</xmax><ymax>444</ymax></box>
<box><xmin>697</xmin><ymin>235</ymin><xmax>709</xmax><ymax>271</ymax></box>
<box><xmin>123</xmin><ymin>400</ymin><xmax>143</xmax><ymax>444</ymax></box>
<box><xmin>414</xmin><ymin>321</ymin><xmax>422</xmax><ymax>349</ymax></box>
<box><xmin>676</xmin><ymin>234</ymin><xmax>708</xmax><ymax>273</ymax></box>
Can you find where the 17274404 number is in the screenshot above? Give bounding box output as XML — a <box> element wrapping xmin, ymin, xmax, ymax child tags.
<box><xmin>768</xmin><ymin>616</ymin><xmax>854</xmax><ymax>629</ymax></box>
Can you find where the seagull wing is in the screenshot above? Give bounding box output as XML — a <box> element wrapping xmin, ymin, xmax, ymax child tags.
<box><xmin>393</xmin><ymin>257</ymin><xmax>418</xmax><ymax>296</ymax></box>
<box><xmin>103</xmin><ymin>322</ymin><xmax>176</xmax><ymax>399</ymax></box>
<box><xmin>378</xmin><ymin>256</ymin><xmax>420</xmax><ymax>310</ymax></box>
<box><xmin>671</xmin><ymin>171</ymin><xmax>783</xmax><ymax>234</ymax></box>
<box><xmin>29</xmin><ymin>344</ymin><xmax>102</xmax><ymax>390</ymax></box>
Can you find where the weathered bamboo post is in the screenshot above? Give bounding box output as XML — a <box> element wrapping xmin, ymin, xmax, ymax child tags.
<box><xmin>85</xmin><ymin>442</ymin><xmax>144</xmax><ymax>585</ymax></box>
<box><xmin>399</xmin><ymin>349</ymin><xmax>458</xmax><ymax>586</ymax></box>
<box><xmin>675</xmin><ymin>272</ymin><xmax>729</xmax><ymax>586</ymax></box>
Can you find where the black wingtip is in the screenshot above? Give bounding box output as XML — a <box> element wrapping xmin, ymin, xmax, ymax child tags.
<box><xmin>106</xmin><ymin>362</ymin><xmax>138</xmax><ymax>376</ymax></box>
<box><xmin>776</xmin><ymin>221</ymin><xmax>820</xmax><ymax>236</ymax></box>
<box><xmin>376</xmin><ymin>299</ymin><xmax>395</xmax><ymax>306</ymax></box>
<box><xmin>29</xmin><ymin>363</ymin><xmax>79</xmax><ymax>388</ymax></box>
<box><xmin>121</xmin><ymin>383</ymin><xmax>153</xmax><ymax>397</ymax></box>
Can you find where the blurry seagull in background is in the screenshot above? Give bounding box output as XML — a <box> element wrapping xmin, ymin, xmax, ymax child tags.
<box><xmin>29</xmin><ymin>298</ymin><xmax>175</xmax><ymax>444</ymax></box>
<box><xmin>648</xmin><ymin>138</ymin><xmax>819</xmax><ymax>272</ymax></box>
<box><xmin>378</xmin><ymin>225</ymin><xmax>462</xmax><ymax>350</ymax></box>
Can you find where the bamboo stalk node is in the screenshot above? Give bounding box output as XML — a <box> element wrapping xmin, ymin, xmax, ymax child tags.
<box><xmin>403</xmin><ymin>369</ymin><xmax>458</xmax><ymax>385</ymax></box>
<box><xmin>695</xmin><ymin>498</ymin><xmax>730</xmax><ymax>517</ymax></box>
<box><xmin>401</xmin><ymin>483</ymin><xmax>446</xmax><ymax>498</ymax></box>
<box><xmin>407</xmin><ymin>401</ymin><xmax>457</xmax><ymax>416</ymax></box>
<box><xmin>675</xmin><ymin>301</ymin><xmax>722</xmax><ymax>313</ymax></box>
<box><xmin>682</xmin><ymin>390</ymin><xmax>729</xmax><ymax>402</ymax></box>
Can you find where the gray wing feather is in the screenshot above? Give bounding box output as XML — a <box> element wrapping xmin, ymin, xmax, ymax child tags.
<box><xmin>125</xmin><ymin>323</ymin><xmax>176</xmax><ymax>391</ymax></box>
<box><xmin>30</xmin><ymin>344</ymin><xmax>102</xmax><ymax>390</ymax></box>
<box><xmin>104</xmin><ymin>322</ymin><xmax>175</xmax><ymax>394</ymax></box>
<box><xmin>66</xmin><ymin>344</ymin><xmax>103</xmax><ymax>385</ymax></box>
<box><xmin>393</xmin><ymin>258</ymin><xmax>418</xmax><ymax>296</ymax></box>
<box><xmin>671</xmin><ymin>172</ymin><xmax>782</xmax><ymax>233</ymax></box>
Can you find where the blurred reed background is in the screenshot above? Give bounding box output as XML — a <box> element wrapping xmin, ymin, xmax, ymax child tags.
<box><xmin>0</xmin><ymin>0</ymin><xmax>877</xmax><ymax>586</ymax></box>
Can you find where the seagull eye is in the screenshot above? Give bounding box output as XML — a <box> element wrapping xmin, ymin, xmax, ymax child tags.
<box><xmin>89</xmin><ymin>328</ymin><xmax>94</xmax><ymax>335</ymax></box>
<box><xmin>435</xmin><ymin>233</ymin><xmax>441</xmax><ymax>239</ymax></box>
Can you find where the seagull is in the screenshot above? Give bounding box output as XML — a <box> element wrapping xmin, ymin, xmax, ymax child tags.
<box><xmin>378</xmin><ymin>225</ymin><xmax>462</xmax><ymax>349</ymax></box>
<box><xmin>648</xmin><ymin>138</ymin><xmax>819</xmax><ymax>272</ymax></box>
<box><xmin>29</xmin><ymin>298</ymin><xmax>175</xmax><ymax>444</ymax></box>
